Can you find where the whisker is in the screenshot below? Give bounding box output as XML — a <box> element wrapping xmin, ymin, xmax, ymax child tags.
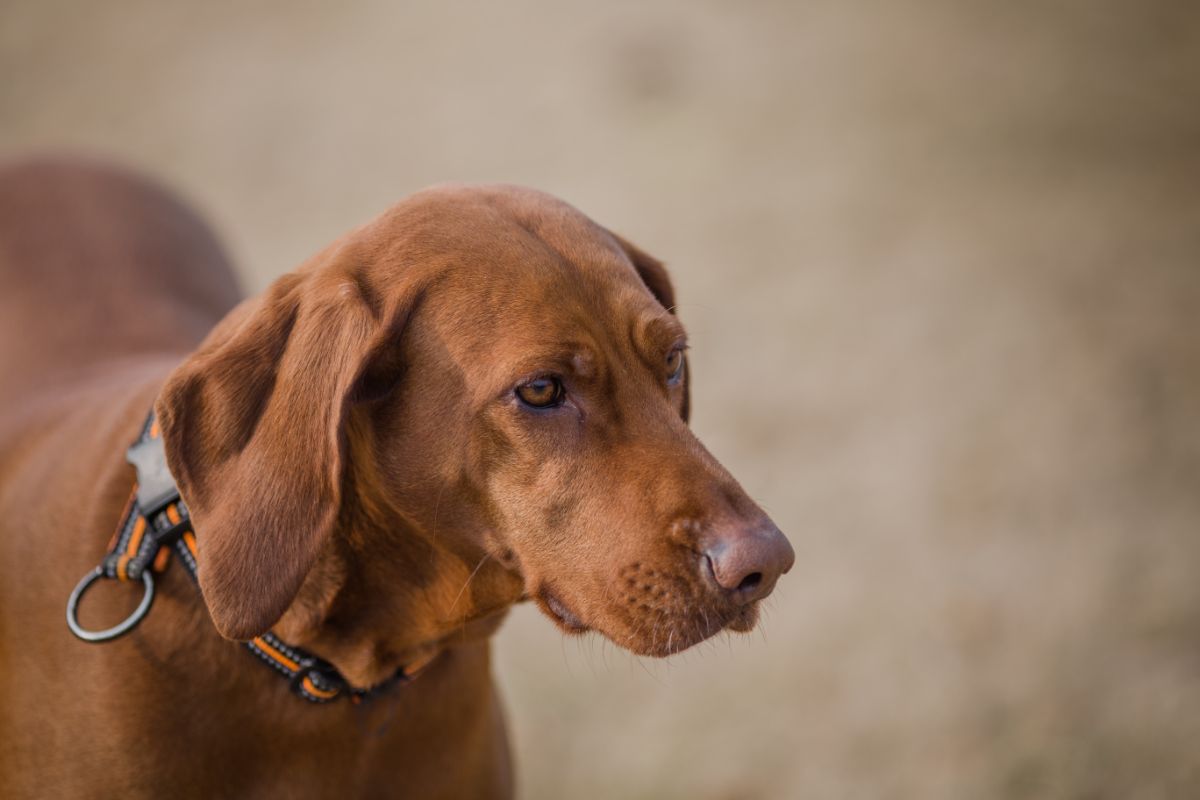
<box><xmin>449</xmin><ymin>553</ymin><xmax>492</xmax><ymax>613</ymax></box>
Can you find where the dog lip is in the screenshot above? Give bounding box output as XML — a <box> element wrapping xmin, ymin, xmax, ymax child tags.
<box><xmin>542</xmin><ymin>591</ymin><xmax>588</xmax><ymax>632</ymax></box>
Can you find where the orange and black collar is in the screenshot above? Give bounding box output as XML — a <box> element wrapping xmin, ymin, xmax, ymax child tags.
<box><xmin>66</xmin><ymin>411</ymin><xmax>410</xmax><ymax>704</ymax></box>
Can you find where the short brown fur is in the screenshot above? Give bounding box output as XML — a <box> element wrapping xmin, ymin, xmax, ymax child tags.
<box><xmin>0</xmin><ymin>158</ymin><xmax>788</xmax><ymax>798</ymax></box>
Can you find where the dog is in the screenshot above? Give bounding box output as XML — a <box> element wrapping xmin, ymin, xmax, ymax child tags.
<box><xmin>0</xmin><ymin>157</ymin><xmax>793</xmax><ymax>798</ymax></box>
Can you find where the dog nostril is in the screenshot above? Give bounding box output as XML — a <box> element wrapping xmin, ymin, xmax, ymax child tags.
<box><xmin>736</xmin><ymin>572</ymin><xmax>762</xmax><ymax>593</ymax></box>
<box><xmin>703</xmin><ymin>555</ymin><xmax>763</xmax><ymax>595</ymax></box>
<box><xmin>702</xmin><ymin>521</ymin><xmax>793</xmax><ymax>600</ymax></box>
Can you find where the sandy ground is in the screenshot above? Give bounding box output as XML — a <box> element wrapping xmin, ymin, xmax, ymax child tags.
<box><xmin>4</xmin><ymin>1</ymin><xmax>1199</xmax><ymax>796</ymax></box>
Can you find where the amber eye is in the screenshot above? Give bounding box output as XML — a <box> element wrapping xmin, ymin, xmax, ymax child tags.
<box><xmin>516</xmin><ymin>376</ymin><xmax>565</xmax><ymax>409</ymax></box>
<box><xmin>666</xmin><ymin>348</ymin><xmax>685</xmax><ymax>383</ymax></box>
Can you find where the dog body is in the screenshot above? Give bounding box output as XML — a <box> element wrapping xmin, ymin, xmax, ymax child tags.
<box><xmin>0</xmin><ymin>159</ymin><xmax>791</xmax><ymax>798</ymax></box>
<box><xmin>0</xmin><ymin>161</ymin><xmax>509</xmax><ymax>798</ymax></box>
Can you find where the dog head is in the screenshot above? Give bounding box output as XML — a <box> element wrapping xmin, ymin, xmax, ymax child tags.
<box><xmin>158</xmin><ymin>185</ymin><xmax>792</xmax><ymax>683</ymax></box>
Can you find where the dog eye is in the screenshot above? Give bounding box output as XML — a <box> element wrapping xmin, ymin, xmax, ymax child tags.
<box><xmin>666</xmin><ymin>348</ymin><xmax>685</xmax><ymax>383</ymax></box>
<box><xmin>516</xmin><ymin>377</ymin><xmax>565</xmax><ymax>409</ymax></box>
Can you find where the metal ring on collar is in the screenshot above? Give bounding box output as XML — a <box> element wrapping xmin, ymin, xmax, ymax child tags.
<box><xmin>66</xmin><ymin>566</ymin><xmax>155</xmax><ymax>643</ymax></box>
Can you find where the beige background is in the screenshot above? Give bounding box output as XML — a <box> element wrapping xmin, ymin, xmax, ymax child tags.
<box><xmin>4</xmin><ymin>1</ymin><xmax>1199</xmax><ymax>797</ymax></box>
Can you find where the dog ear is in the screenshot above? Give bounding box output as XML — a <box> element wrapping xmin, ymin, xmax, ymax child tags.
<box><xmin>156</xmin><ymin>251</ymin><xmax>418</xmax><ymax>640</ymax></box>
<box><xmin>610</xmin><ymin>232</ymin><xmax>676</xmax><ymax>312</ymax></box>
<box><xmin>610</xmin><ymin>232</ymin><xmax>691</xmax><ymax>422</ymax></box>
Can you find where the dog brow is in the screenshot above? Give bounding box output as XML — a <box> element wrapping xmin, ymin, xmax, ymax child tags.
<box><xmin>632</xmin><ymin>313</ymin><xmax>687</xmax><ymax>360</ymax></box>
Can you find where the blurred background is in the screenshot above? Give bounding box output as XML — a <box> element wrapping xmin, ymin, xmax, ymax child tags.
<box><xmin>4</xmin><ymin>1</ymin><xmax>1198</xmax><ymax>796</ymax></box>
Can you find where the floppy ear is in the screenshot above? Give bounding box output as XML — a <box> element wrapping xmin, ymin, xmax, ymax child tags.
<box><xmin>610</xmin><ymin>232</ymin><xmax>691</xmax><ymax>422</ymax></box>
<box><xmin>610</xmin><ymin>232</ymin><xmax>676</xmax><ymax>312</ymax></box>
<box><xmin>156</xmin><ymin>253</ymin><xmax>416</xmax><ymax>640</ymax></box>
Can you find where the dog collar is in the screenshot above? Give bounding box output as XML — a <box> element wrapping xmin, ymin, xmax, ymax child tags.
<box><xmin>66</xmin><ymin>411</ymin><xmax>410</xmax><ymax>704</ymax></box>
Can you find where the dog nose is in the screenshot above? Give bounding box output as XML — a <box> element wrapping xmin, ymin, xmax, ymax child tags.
<box><xmin>702</xmin><ymin>521</ymin><xmax>794</xmax><ymax>603</ymax></box>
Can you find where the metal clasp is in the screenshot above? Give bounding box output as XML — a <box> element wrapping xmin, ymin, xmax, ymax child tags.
<box><xmin>66</xmin><ymin>566</ymin><xmax>155</xmax><ymax>643</ymax></box>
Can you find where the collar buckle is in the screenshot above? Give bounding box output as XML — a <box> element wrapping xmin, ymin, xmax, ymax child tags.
<box><xmin>126</xmin><ymin>434</ymin><xmax>180</xmax><ymax>518</ymax></box>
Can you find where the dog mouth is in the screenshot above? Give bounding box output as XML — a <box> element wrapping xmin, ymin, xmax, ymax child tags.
<box><xmin>611</xmin><ymin>602</ymin><xmax>757</xmax><ymax>657</ymax></box>
<box><xmin>535</xmin><ymin>584</ymin><xmax>760</xmax><ymax>657</ymax></box>
<box><xmin>539</xmin><ymin>590</ymin><xmax>588</xmax><ymax>633</ymax></box>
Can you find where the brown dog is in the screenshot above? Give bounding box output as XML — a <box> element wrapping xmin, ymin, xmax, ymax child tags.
<box><xmin>0</xmin><ymin>158</ymin><xmax>793</xmax><ymax>798</ymax></box>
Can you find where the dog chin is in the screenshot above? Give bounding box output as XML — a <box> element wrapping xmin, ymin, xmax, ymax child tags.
<box><xmin>724</xmin><ymin>603</ymin><xmax>760</xmax><ymax>633</ymax></box>
<box><xmin>615</xmin><ymin>603</ymin><xmax>761</xmax><ymax>658</ymax></box>
<box><xmin>536</xmin><ymin>587</ymin><xmax>762</xmax><ymax>656</ymax></box>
